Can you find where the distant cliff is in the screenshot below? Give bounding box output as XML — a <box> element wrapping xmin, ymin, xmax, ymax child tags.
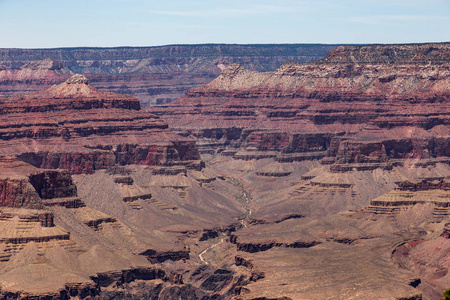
<box><xmin>316</xmin><ymin>42</ymin><xmax>450</xmax><ymax>64</ymax></box>
<box><xmin>0</xmin><ymin>44</ymin><xmax>340</xmax><ymax>107</ymax></box>
<box><xmin>0</xmin><ymin>44</ymin><xmax>339</xmax><ymax>71</ymax></box>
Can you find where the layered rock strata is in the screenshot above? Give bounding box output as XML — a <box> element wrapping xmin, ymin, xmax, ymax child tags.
<box><xmin>0</xmin><ymin>43</ymin><xmax>449</xmax><ymax>299</ymax></box>
<box><xmin>151</xmin><ymin>43</ymin><xmax>450</xmax><ymax>171</ymax></box>
<box><xmin>366</xmin><ymin>179</ymin><xmax>450</xmax><ymax>219</ymax></box>
<box><xmin>0</xmin><ymin>58</ymin><xmax>73</xmax><ymax>95</ymax></box>
<box><xmin>318</xmin><ymin>43</ymin><xmax>450</xmax><ymax>65</ymax></box>
<box><xmin>0</xmin><ymin>157</ymin><xmax>77</xmax><ymax>209</ymax></box>
<box><xmin>0</xmin><ymin>74</ymin><xmax>201</xmax><ymax>174</ymax></box>
<box><xmin>0</xmin><ymin>44</ymin><xmax>339</xmax><ymax>106</ymax></box>
<box><xmin>0</xmin><ymin>158</ymin><xmax>77</xmax><ymax>262</ymax></box>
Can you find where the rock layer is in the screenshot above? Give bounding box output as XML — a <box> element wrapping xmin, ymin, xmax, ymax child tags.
<box><xmin>0</xmin><ymin>74</ymin><xmax>201</xmax><ymax>174</ymax></box>
<box><xmin>0</xmin><ymin>43</ymin><xmax>449</xmax><ymax>300</ymax></box>
<box><xmin>0</xmin><ymin>44</ymin><xmax>339</xmax><ymax>106</ymax></box>
<box><xmin>151</xmin><ymin>43</ymin><xmax>450</xmax><ymax>171</ymax></box>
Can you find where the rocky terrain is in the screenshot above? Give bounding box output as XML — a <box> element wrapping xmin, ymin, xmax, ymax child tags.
<box><xmin>0</xmin><ymin>73</ymin><xmax>251</xmax><ymax>298</ymax></box>
<box><xmin>151</xmin><ymin>43</ymin><xmax>450</xmax><ymax>170</ymax></box>
<box><xmin>148</xmin><ymin>42</ymin><xmax>450</xmax><ymax>299</ymax></box>
<box><xmin>0</xmin><ymin>74</ymin><xmax>202</xmax><ymax>174</ymax></box>
<box><xmin>0</xmin><ymin>43</ymin><xmax>449</xmax><ymax>299</ymax></box>
<box><xmin>0</xmin><ymin>58</ymin><xmax>73</xmax><ymax>95</ymax></box>
<box><xmin>0</xmin><ymin>44</ymin><xmax>339</xmax><ymax>107</ymax></box>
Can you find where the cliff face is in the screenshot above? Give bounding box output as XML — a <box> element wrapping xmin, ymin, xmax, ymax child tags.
<box><xmin>0</xmin><ymin>74</ymin><xmax>201</xmax><ymax>174</ymax></box>
<box><xmin>1</xmin><ymin>43</ymin><xmax>450</xmax><ymax>300</ymax></box>
<box><xmin>0</xmin><ymin>44</ymin><xmax>339</xmax><ymax>69</ymax></box>
<box><xmin>0</xmin><ymin>58</ymin><xmax>73</xmax><ymax>95</ymax></box>
<box><xmin>318</xmin><ymin>43</ymin><xmax>450</xmax><ymax>65</ymax></box>
<box><xmin>0</xmin><ymin>44</ymin><xmax>339</xmax><ymax>107</ymax></box>
<box><xmin>184</xmin><ymin>61</ymin><xmax>450</xmax><ymax>103</ymax></box>
<box><xmin>151</xmin><ymin>43</ymin><xmax>450</xmax><ymax>169</ymax></box>
<box><xmin>0</xmin><ymin>157</ymin><xmax>77</xmax><ymax>210</ymax></box>
<box><xmin>0</xmin><ymin>69</ymin><xmax>261</xmax><ymax>299</ymax></box>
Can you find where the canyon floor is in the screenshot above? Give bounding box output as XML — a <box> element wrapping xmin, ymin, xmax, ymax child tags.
<box><xmin>0</xmin><ymin>155</ymin><xmax>447</xmax><ymax>299</ymax></box>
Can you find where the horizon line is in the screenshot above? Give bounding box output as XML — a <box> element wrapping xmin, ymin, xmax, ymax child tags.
<box><xmin>1</xmin><ymin>41</ymin><xmax>450</xmax><ymax>51</ymax></box>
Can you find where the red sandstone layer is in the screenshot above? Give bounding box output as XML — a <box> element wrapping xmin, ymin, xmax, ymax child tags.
<box><xmin>0</xmin><ymin>74</ymin><xmax>201</xmax><ymax>174</ymax></box>
<box><xmin>151</xmin><ymin>51</ymin><xmax>450</xmax><ymax>168</ymax></box>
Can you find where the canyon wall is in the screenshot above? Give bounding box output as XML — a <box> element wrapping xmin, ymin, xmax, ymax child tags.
<box><xmin>0</xmin><ymin>43</ymin><xmax>448</xmax><ymax>299</ymax></box>
<box><xmin>0</xmin><ymin>44</ymin><xmax>339</xmax><ymax>107</ymax></box>
<box><xmin>151</xmin><ymin>43</ymin><xmax>450</xmax><ymax>170</ymax></box>
<box><xmin>0</xmin><ymin>74</ymin><xmax>202</xmax><ymax>174</ymax></box>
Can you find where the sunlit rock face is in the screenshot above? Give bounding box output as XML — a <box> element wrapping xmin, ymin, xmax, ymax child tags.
<box><xmin>0</xmin><ymin>44</ymin><xmax>338</xmax><ymax>107</ymax></box>
<box><xmin>151</xmin><ymin>43</ymin><xmax>450</xmax><ymax>171</ymax></box>
<box><xmin>0</xmin><ymin>43</ymin><xmax>449</xmax><ymax>299</ymax></box>
<box><xmin>0</xmin><ymin>74</ymin><xmax>202</xmax><ymax>174</ymax></box>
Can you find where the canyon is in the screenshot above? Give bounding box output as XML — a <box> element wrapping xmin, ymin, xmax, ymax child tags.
<box><xmin>0</xmin><ymin>43</ymin><xmax>448</xmax><ymax>299</ymax></box>
<box><xmin>149</xmin><ymin>42</ymin><xmax>450</xmax><ymax>299</ymax></box>
<box><xmin>0</xmin><ymin>44</ymin><xmax>339</xmax><ymax>108</ymax></box>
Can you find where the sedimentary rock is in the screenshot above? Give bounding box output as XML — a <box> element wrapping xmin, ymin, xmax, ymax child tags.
<box><xmin>0</xmin><ymin>157</ymin><xmax>77</xmax><ymax>209</ymax></box>
<box><xmin>0</xmin><ymin>43</ymin><xmax>449</xmax><ymax>300</ymax></box>
<box><xmin>0</xmin><ymin>44</ymin><xmax>338</xmax><ymax>106</ymax></box>
<box><xmin>140</xmin><ymin>249</ymin><xmax>190</xmax><ymax>263</ymax></box>
<box><xmin>0</xmin><ymin>74</ymin><xmax>201</xmax><ymax>174</ymax></box>
<box><xmin>318</xmin><ymin>43</ymin><xmax>450</xmax><ymax>64</ymax></box>
<box><xmin>0</xmin><ymin>58</ymin><xmax>73</xmax><ymax>101</ymax></box>
<box><xmin>365</xmin><ymin>179</ymin><xmax>450</xmax><ymax>218</ymax></box>
<box><xmin>151</xmin><ymin>43</ymin><xmax>450</xmax><ymax>172</ymax></box>
<box><xmin>442</xmin><ymin>223</ymin><xmax>450</xmax><ymax>238</ymax></box>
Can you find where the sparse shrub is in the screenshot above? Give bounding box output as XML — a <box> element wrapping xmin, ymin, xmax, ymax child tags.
<box><xmin>437</xmin><ymin>287</ymin><xmax>450</xmax><ymax>300</ymax></box>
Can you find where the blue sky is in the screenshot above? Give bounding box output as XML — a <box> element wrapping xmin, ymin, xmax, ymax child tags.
<box><xmin>0</xmin><ymin>0</ymin><xmax>449</xmax><ymax>48</ymax></box>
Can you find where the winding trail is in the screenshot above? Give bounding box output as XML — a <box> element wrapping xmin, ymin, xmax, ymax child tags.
<box><xmin>199</xmin><ymin>238</ymin><xmax>224</xmax><ymax>265</ymax></box>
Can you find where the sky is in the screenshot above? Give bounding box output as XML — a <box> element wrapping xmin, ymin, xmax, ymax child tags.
<box><xmin>0</xmin><ymin>0</ymin><xmax>449</xmax><ymax>48</ymax></box>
